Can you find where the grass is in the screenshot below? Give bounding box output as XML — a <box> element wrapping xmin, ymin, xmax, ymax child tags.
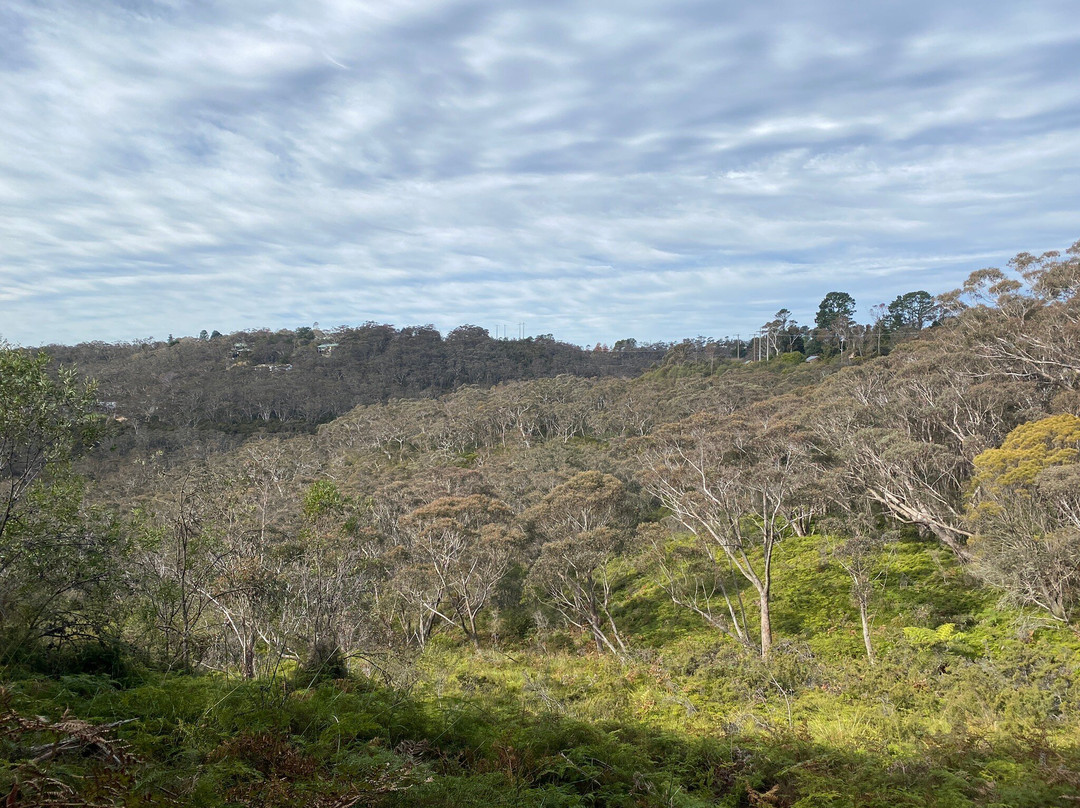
<box><xmin>3</xmin><ymin>533</ymin><xmax>1080</xmax><ymax>806</ymax></box>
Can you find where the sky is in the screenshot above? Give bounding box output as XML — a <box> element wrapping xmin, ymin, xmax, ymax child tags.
<box><xmin>2</xmin><ymin>0</ymin><xmax>1079</xmax><ymax>348</ymax></box>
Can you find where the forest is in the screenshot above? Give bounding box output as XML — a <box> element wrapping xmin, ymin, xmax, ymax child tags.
<box><xmin>2</xmin><ymin>241</ymin><xmax>1080</xmax><ymax>807</ymax></box>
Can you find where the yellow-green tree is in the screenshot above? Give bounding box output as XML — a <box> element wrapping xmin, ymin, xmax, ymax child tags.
<box><xmin>968</xmin><ymin>414</ymin><xmax>1080</xmax><ymax>623</ymax></box>
<box><xmin>970</xmin><ymin>413</ymin><xmax>1080</xmax><ymax>493</ymax></box>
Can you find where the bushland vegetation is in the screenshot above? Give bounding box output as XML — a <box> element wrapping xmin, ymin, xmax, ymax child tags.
<box><xmin>2</xmin><ymin>241</ymin><xmax>1080</xmax><ymax>806</ymax></box>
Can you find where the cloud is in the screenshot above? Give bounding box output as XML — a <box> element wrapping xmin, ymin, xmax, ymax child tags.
<box><xmin>1</xmin><ymin>0</ymin><xmax>1079</xmax><ymax>347</ymax></box>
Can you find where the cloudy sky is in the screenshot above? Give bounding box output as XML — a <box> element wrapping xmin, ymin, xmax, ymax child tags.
<box><xmin>2</xmin><ymin>0</ymin><xmax>1079</xmax><ymax>347</ymax></box>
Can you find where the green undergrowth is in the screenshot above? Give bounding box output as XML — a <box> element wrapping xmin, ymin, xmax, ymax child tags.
<box><xmin>3</xmin><ymin>535</ymin><xmax>1079</xmax><ymax>806</ymax></box>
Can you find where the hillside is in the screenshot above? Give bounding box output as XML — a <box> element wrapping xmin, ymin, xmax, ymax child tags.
<box><xmin>45</xmin><ymin>324</ymin><xmax>669</xmax><ymax>441</ymax></box>
<box><xmin>2</xmin><ymin>242</ymin><xmax>1080</xmax><ymax>806</ymax></box>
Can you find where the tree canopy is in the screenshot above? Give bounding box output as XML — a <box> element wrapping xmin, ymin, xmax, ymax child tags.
<box><xmin>814</xmin><ymin>291</ymin><xmax>856</xmax><ymax>331</ymax></box>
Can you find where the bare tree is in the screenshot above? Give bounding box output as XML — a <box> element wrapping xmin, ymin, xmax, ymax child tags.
<box><xmin>129</xmin><ymin>472</ymin><xmax>224</xmax><ymax>670</ymax></box>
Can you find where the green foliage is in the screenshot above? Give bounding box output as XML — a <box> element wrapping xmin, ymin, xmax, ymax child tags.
<box><xmin>0</xmin><ymin>346</ymin><xmax>119</xmax><ymax>662</ymax></box>
<box><xmin>0</xmin><ymin>347</ymin><xmax>99</xmax><ymax>484</ymax></box>
<box><xmin>4</xmin><ymin>531</ymin><xmax>1080</xmax><ymax>806</ymax></box>
<box><xmin>901</xmin><ymin>623</ymin><xmax>971</xmax><ymax>652</ymax></box>
<box><xmin>970</xmin><ymin>413</ymin><xmax>1080</xmax><ymax>494</ymax></box>
<box><xmin>968</xmin><ymin>415</ymin><xmax>1080</xmax><ymax>623</ymax></box>
<box><xmin>302</xmin><ymin>479</ymin><xmax>347</xmax><ymax>520</ymax></box>
<box><xmin>888</xmin><ymin>290</ymin><xmax>938</xmax><ymax>330</ymax></box>
<box><xmin>815</xmin><ymin>291</ymin><xmax>856</xmax><ymax>331</ymax></box>
<box><xmin>13</xmin><ymin>237</ymin><xmax>1080</xmax><ymax>805</ymax></box>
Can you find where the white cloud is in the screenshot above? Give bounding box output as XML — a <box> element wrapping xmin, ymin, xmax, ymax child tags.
<box><xmin>1</xmin><ymin>0</ymin><xmax>1079</xmax><ymax>347</ymax></box>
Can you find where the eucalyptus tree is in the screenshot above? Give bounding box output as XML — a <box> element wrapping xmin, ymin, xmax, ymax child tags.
<box><xmin>525</xmin><ymin>472</ymin><xmax>637</xmax><ymax>656</ymax></box>
<box><xmin>287</xmin><ymin>480</ymin><xmax>378</xmax><ymax>669</ymax></box>
<box><xmin>822</xmin><ymin>510</ymin><xmax>895</xmax><ymax>666</ymax></box>
<box><xmin>129</xmin><ymin>437</ymin><xmax>321</xmax><ymax>675</ymax></box>
<box><xmin>129</xmin><ymin>471</ymin><xmax>227</xmax><ymax>670</ymax></box>
<box><xmin>807</xmin><ymin>334</ymin><xmax>1038</xmax><ymax>559</ymax></box>
<box><xmin>941</xmin><ymin>240</ymin><xmax>1080</xmax><ymax>391</ymax></box>
<box><xmin>387</xmin><ymin>494</ymin><xmax>517</xmax><ymax>648</ymax></box>
<box><xmin>642</xmin><ymin>400</ymin><xmax>821</xmax><ymax>658</ymax></box>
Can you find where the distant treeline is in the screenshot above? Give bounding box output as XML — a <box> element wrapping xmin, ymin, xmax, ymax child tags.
<box><xmin>41</xmin><ymin>285</ymin><xmax>942</xmax><ymax>446</ymax></box>
<box><xmin>43</xmin><ymin>323</ymin><xmax>674</xmax><ymax>438</ymax></box>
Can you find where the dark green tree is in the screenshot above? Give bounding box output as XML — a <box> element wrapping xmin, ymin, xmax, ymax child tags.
<box><xmin>814</xmin><ymin>292</ymin><xmax>857</xmax><ymax>357</ymax></box>
<box><xmin>815</xmin><ymin>292</ymin><xmax>856</xmax><ymax>331</ymax></box>
<box><xmin>887</xmin><ymin>291</ymin><xmax>937</xmax><ymax>330</ymax></box>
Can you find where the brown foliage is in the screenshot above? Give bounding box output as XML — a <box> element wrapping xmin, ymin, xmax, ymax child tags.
<box><xmin>0</xmin><ymin>688</ymin><xmax>158</xmax><ymax>807</ymax></box>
